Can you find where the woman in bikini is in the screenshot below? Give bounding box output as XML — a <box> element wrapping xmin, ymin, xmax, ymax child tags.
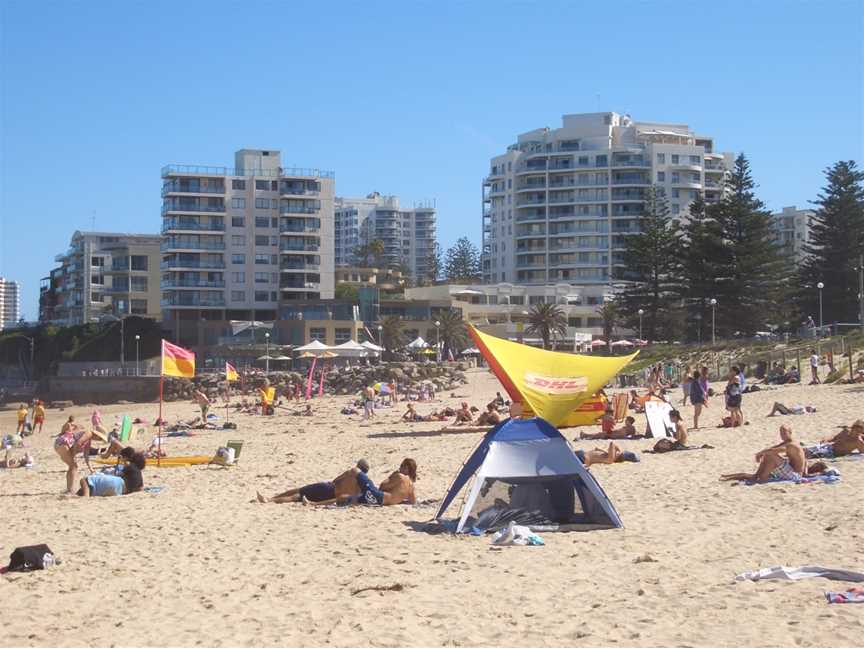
<box><xmin>54</xmin><ymin>415</ymin><xmax>94</xmax><ymax>494</ymax></box>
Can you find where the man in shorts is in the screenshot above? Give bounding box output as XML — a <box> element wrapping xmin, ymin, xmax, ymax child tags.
<box><xmin>193</xmin><ymin>389</ymin><xmax>211</xmax><ymax>421</ymax></box>
<box><xmin>255</xmin><ymin>459</ymin><xmax>370</xmax><ymax>504</ymax></box>
<box><xmin>721</xmin><ymin>425</ymin><xmax>808</xmax><ymax>483</ymax></box>
<box><xmin>305</xmin><ymin>458</ymin><xmax>418</xmax><ymax>507</ymax></box>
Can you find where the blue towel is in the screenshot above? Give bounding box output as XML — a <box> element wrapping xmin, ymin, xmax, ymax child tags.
<box><xmin>745</xmin><ymin>474</ymin><xmax>840</xmax><ymax>486</ymax></box>
<box><xmin>143</xmin><ymin>486</ymin><xmax>166</xmax><ymax>494</ymax></box>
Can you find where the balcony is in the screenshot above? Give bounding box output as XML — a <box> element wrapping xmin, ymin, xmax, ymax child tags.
<box><xmin>162</xmin><ymin>164</ymin><xmax>335</xmax><ymax>180</ymax></box>
<box><xmin>161</xmin><ymin>181</ymin><xmax>225</xmax><ymax>196</ymax></box>
<box><xmin>281</xmin><ymin>262</ymin><xmax>319</xmax><ymax>272</ymax></box>
<box><xmin>611</xmin><ymin>159</ymin><xmax>650</xmax><ymax>168</ymax></box>
<box><xmin>160</xmin><ymin>259</ymin><xmax>225</xmax><ymax>270</ymax></box>
<box><xmin>162</xmin><ymin>201</ymin><xmax>226</xmax><ymax>214</ymax></box>
<box><xmin>611</xmin><ymin>176</ymin><xmax>650</xmax><ymax>186</ymax></box>
<box><xmin>280</xmin><ymin>281</ymin><xmax>321</xmax><ymax>291</ymax></box>
<box><xmin>279</xmin><ymin>204</ymin><xmax>321</xmax><ymax>215</ymax></box>
<box><xmin>279</xmin><ymin>222</ymin><xmax>319</xmax><ymax>233</ymax></box>
<box><xmin>162</xmin><ymin>219</ymin><xmax>225</xmax><ymax>233</ymax></box>
<box><xmin>280</xmin><ymin>186</ymin><xmax>320</xmax><ymax>197</ymax></box>
<box><xmin>161</xmin><ymin>295</ymin><xmax>226</xmax><ymax>308</ymax></box>
<box><xmin>161</xmin><ymin>239</ymin><xmax>226</xmax><ymax>252</ymax></box>
<box><xmin>161</xmin><ymin>279</ymin><xmax>226</xmax><ymax>289</ymax></box>
<box><xmin>279</xmin><ymin>241</ymin><xmax>320</xmax><ymax>253</ymax></box>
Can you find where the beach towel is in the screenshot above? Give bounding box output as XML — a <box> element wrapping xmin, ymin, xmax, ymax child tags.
<box><xmin>825</xmin><ymin>588</ymin><xmax>864</xmax><ymax>604</ymax></box>
<box><xmin>491</xmin><ymin>522</ymin><xmax>545</xmax><ymax>546</ymax></box>
<box><xmin>736</xmin><ymin>566</ymin><xmax>864</xmax><ymax>583</ymax></box>
<box><xmin>143</xmin><ymin>486</ymin><xmax>166</xmax><ymax>494</ymax></box>
<box><xmin>744</xmin><ymin>472</ymin><xmax>840</xmax><ymax>486</ymax></box>
<box><xmin>643</xmin><ymin>444</ymin><xmax>715</xmax><ymax>454</ymax></box>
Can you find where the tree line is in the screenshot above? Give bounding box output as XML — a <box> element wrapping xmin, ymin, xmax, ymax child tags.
<box><xmin>354</xmin><ymin>236</ymin><xmax>482</xmax><ymax>286</ymax></box>
<box><xmin>616</xmin><ymin>156</ymin><xmax>864</xmax><ymax>342</ymax></box>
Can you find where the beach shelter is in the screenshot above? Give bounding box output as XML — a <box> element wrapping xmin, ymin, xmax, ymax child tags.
<box><xmin>436</xmin><ymin>417</ymin><xmax>623</xmax><ymax>533</ymax></box>
<box><xmin>361</xmin><ymin>340</ymin><xmax>384</xmax><ymax>353</ymax></box>
<box><xmin>294</xmin><ymin>340</ymin><xmax>331</xmax><ymax>356</ymax></box>
<box><xmin>468</xmin><ymin>326</ymin><xmax>637</xmax><ymax>428</ymax></box>
<box><xmin>406</xmin><ymin>336</ymin><xmax>428</xmax><ymax>349</ymax></box>
<box><xmin>331</xmin><ymin>340</ymin><xmax>368</xmax><ymax>357</ymax></box>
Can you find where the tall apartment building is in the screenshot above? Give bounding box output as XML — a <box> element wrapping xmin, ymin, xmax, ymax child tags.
<box><xmin>770</xmin><ymin>205</ymin><xmax>813</xmax><ymax>263</ymax></box>
<box><xmin>0</xmin><ymin>277</ymin><xmax>21</xmax><ymax>329</ymax></box>
<box><xmin>482</xmin><ymin>112</ymin><xmax>732</xmax><ymax>284</ymax></box>
<box><xmin>40</xmin><ymin>231</ymin><xmax>162</xmax><ymax>325</ymax></box>
<box><xmin>161</xmin><ymin>149</ymin><xmax>334</xmax><ymax>344</ymax></box>
<box><xmin>334</xmin><ymin>192</ymin><xmax>436</xmax><ymax>281</ymax></box>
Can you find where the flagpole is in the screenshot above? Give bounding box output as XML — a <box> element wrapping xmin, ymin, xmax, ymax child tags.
<box><xmin>158</xmin><ymin>373</ymin><xmax>163</xmax><ymax>468</ymax></box>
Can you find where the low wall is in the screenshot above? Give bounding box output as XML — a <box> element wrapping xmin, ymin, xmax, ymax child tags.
<box><xmin>44</xmin><ymin>376</ymin><xmax>161</xmax><ymax>405</ymax></box>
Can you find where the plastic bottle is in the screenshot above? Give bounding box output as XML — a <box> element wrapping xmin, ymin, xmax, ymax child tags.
<box><xmin>42</xmin><ymin>553</ymin><xmax>55</xmax><ymax>569</ymax></box>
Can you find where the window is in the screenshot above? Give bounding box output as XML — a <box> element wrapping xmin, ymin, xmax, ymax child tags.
<box><xmin>271</xmin><ymin>236</ymin><xmax>278</xmax><ymax>245</ymax></box>
<box><xmin>130</xmin><ymin>276</ymin><xmax>148</xmax><ymax>292</ymax></box>
<box><xmin>271</xmin><ymin>254</ymin><xmax>278</xmax><ymax>264</ymax></box>
<box><xmin>270</xmin><ymin>291</ymin><xmax>277</xmax><ymax>301</ymax></box>
<box><xmin>232</xmin><ymin>179</ymin><xmax>246</xmax><ymax>191</ymax></box>
<box><xmin>231</xmin><ymin>235</ymin><xmax>245</xmax><ymax>246</ymax></box>
<box><xmin>255</xmin><ymin>216</ymin><xmax>270</xmax><ymax>227</ymax></box>
<box><xmin>231</xmin><ymin>217</ymin><xmax>245</xmax><ymax>227</ymax></box>
<box><xmin>657</xmin><ymin>171</ymin><xmax>665</xmax><ymax>182</ymax></box>
<box><xmin>92</xmin><ymin>257</ymin><xmax>105</xmax><ymax>267</ymax></box>
<box><xmin>595</xmin><ymin>155</ymin><xmax>607</xmax><ymax>167</ymax></box>
<box><xmin>309</xmin><ymin>327</ymin><xmax>326</xmax><ymax>341</ymax></box>
<box><xmin>671</xmin><ymin>172</ymin><xmax>680</xmax><ymax>183</ymax></box>
<box><xmin>255</xmin><ymin>198</ymin><xmax>271</xmax><ymax>209</ymax></box>
<box><xmin>130</xmin><ymin>255</ymin><xmax>148</xmax><ymax>271</ymax></box>
<box><xmin>587</xmin><ymin>317</ymin><xmax>602</xmax><ymax>327</ymax></box>
<box><xmin>232</xmin><ymin>272</ymin><xmax>245</xmax><ymax>283</ymax></box>
<box><xmin>507</xmin><ymin>161</ymin><xmax>512</xmax><ymax>172</ymax></box>
<box><xmin>254</xmin><ymin>291</ymin><xmax>269</xmax><ymax>302</ymax></box>
<box><xmin>671</xmin><ymin>189</ymin><xmax>680</xmax><ymax>198</ymax></box>
<box><xmin>671</xmin><ymin>154</ymin><xmax>679</xmax><ymax>164</ymax></box>
<box><xmin>578</xmin><ymin>156</ymin><xmax>589</xmax><ymax>166</ymax></box>
<box><xmin>255</xmin><ymin>180</ymin><xmax>269</xmax><ymax>191</ymax></box>
<box><xmin>689</xmin><ymin>155</ymin><xmax>700</xmax><ymax>164</ymax></box>
<box><xmin>231</xmin><ymin>198</ymin><xmax>246</xmax><ymax>209</ymax></box>
<box><xmin>231</xmin><ymin>290</ymin><xmax>245</xmax><ymax>302</ymax></box>
<box><xmin>254</xmin><ymin>272</ymin><xmax>269</xmax><ymax>284</ymax></box>
<box><xmin>255</xmin><ymin>235</ymin><xmax>269</xmax><ymax>246</ymax></box>
<box><xmin>529</xmin><ymin>295</ymin><xmax>544</xmax><ymax>305</ymax></box>
<box><xmin>128</xmin><ymin>299</ymin><xmax>147</xmax><ymax>315</ymax></box>
<box><xmin>568</xmin><ymin>317</ymin><xmax>582</xmax><ymax>327</ymax></box>
<box><xmin>255</xmin><ymin>254</ymin><xmax>270</xmax><ymax>265</ymax></box>
<box><xmin>656</xmin><ymin>153</ymin><xmax>665</xmax><ymax>164</ymax></box>
<box><xmin>271</xmin><ymin>217</ymin><xmax>278</xmax><ymax>228</ymax></box>
<box><xmin>671</xmin><ymin>203</ymin><xmax>680</xmax><ymax>214</ymax></box>
<box><xmin>231</xmin><ymin>254</ymin><xmax>245</xmax><ymax>264</ymax></box>
<box><xmin>334</xmin><ymin>328</ymin><xmax>351</xmax><ymax>344</ymax></box>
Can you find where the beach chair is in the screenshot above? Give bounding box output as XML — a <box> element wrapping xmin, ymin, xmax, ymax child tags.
<box><xmin>227</xmin><ymin>440</ymin><xmax>243</xmax><ymax>464</ymax></box>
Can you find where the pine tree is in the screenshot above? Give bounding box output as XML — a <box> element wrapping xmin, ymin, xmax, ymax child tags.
<box><xmin>711</xmin><ymin>154</ymin><xmax>791</xmax><ymax>336</ymax></box>
<box><xmin>444</xmin><ymin>237</ymin><xmax>481</xmax><ymax>282</ymax></box>
<box><xmin>616</xmin><ymin>186</ymin><xmax>683</xmax><ymax>341</ymax></box>
<box><xmin>799</xmin><ymin>161</ymin><xmax>864</xmax><ymax>324</ymax></box>
<box><xmin>425</xmin><ymin>241</ymin><xmax>443</xmax><ymax>285</ymax></box>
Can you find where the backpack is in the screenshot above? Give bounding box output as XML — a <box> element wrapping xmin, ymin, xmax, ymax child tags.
<box><xmin>7</xmin><ymin>544</ymin><xmax>56</xmax><ymax>572</ymax></box>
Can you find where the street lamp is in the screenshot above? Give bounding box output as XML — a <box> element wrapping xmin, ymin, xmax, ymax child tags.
<box><xmin>710</xmin><ymin>298</ymin><xmax>717</xmax><ymax>345</ymax></box>
<box><xmin>376</xmin><ymin>324</ymin><xmax>383</xmax><ymax>346</ymax></box>
<box><xmin>816</xmin><ymin>282</ymin><xmax>824</xmax><ymax>334</ymax></box>
<box><xmin>637</xmin><ymin>309</ymin><xmax>644</xmax><ymax>342</ymax></box>
<box><xmin>434</xmin><ymin>320</ymin><xmax>441</xmax><ymax>363</ymax></box>
<box><xmin>135</xmin><ymin>335</ymin><xmax>140</xmax><ymax>376</ymax></box>
<box><xmin>265</xmin><ymin>332</ymin><xmax>271</xmax><ymax>375</ymax></box>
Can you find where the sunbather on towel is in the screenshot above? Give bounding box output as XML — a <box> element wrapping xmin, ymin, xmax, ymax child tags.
<box><xmin>806</xmin><ymin>420</ymin><xmax>864</xmax><ymax>458</ymax></box>
<box><xmin>1</xmin><ymin>449</ymin><xmax>32</xmax><ymax>468</ymax></box>
<box><xmin>304</xmin><ymin>458</ymin><xmax>418</xmax><ymax>506</ymax></box>
<box><xmin>452</xmin><ymin>402</ymin><xmax>474</xmax><ymax>426</ymax></box>
<box><xmin>767</xmin><ymin>402</ymin><xmax>816</xmax><ymax>416</ymax></box>
<box><xmin>575</xmin><ymin>442</ymin><xmax>639</xmax><ymax>467</ymax></box>
<box><xmin>580</xmin><ymin>416</ymin><xmax>640</xmax><ymax>440</ymax></box>
<box><xmin>255</xmin><ymin>459</ymin><xmax>370</xmax><ymax>504</ymax></box>
<box><xmin>721</xmin><ymin>424</ymin><xmax>808</xmax><ymax>483</ymax></box>
<box><xmin>652</xmin><ymin>410</ymin><xmax>690</xmax><ymax>452</ymax></box>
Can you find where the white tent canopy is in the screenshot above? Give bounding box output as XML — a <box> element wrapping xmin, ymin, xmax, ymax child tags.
<box><xmin>294</xmin><ymin>340</ymin><xmax>331</xmax><ymax>355</ymax></box>
<box><xmin>361</xmin><ymin>340</ymin><xmax>384</xmax><ymax>352</ymax></box>
<box><xmin>407</xmin><ymin>336</ymin><xmax>428</xmax><ymax>349</ymax></box>
<box><xmin>331</xmin><ymin>340</ymin><xmax>369</xmax><ymax>357</ymax></box>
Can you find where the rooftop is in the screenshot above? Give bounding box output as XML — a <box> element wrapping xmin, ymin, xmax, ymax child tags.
<box><xmin>162</xmin><ymin>164</ymin><xmax>335</xmax><ymax>180</ymax></box>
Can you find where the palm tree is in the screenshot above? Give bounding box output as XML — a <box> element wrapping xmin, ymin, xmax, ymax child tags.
<box><xmin>368</xmin><ymin>239</ymin><xmax>385</xmax><ymax>267</ymax></box>
<box><xmin>378</xmin><ymin>316</ymin><xmax>405</xmax><ymax>360</ymax></box>
<box><xmin>596</xmin><ymin>301</ymin><xmax>619</xmax><ymax>354</ymax></box>
<box><xmin>435</xmin><ymin>310</ymin><xmax>468</xmax><ymax>360</ymax></box>
<box><xmin>526</xmin><ymin>303</ymin><xmax>568</xmax><ymax>349</ymax></box>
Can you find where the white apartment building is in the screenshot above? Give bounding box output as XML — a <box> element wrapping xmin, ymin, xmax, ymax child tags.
<box><xmin>40</xmin><ymin>232</ymin><xmax>162</xmax><ymax>325</ymax></box>
<box><xmin>482</xmin><ymin>112</ymin><xmax>732</xmax><ymax>284</ymax></box>
<box><xmin>0</xmin><ymin>277</ymin><xmax>21</xmax><ymax>329</ymax></box>
<box><xmin>161</xmin><ymin>149</ymin><xmax>335</xmax><ymax>340</ymax></box>
<box><xmin>334</xmin><ymin>192</ymin><xmax>436</xmax><ymax>281</ymax></box>
<box><xmin>770</xmin><ymin>205</ymin><xmax>813</xmax><ymax>263</ymax></box>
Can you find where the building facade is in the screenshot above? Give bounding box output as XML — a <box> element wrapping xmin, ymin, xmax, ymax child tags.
<box><xmin>482</xmin><ymin>112</ymin><xmax>732</xmax><ymax>284</ymax></box>
<box><xmin>334</xmin><ymin>192</ymin><xmax>436</xmax><ymax>281</ymax></box>
<box><xmin>160</xmin><ymin>149</ymin><xmax>335</xmax><ymax>345</ymax></box>
<box><xmin>0</xmin><ymin>277</ymin><xmax>21</xmax><ymax>329</ymax></box>
<box><xmin>40</xmin><ymin>231</ymin><xmax>162</xmax><ymax>325</ymax></box>
<box><xmin>770</xmin><ymin>205</ymin><xmax>813</xmax><ymax>263</ymax></box>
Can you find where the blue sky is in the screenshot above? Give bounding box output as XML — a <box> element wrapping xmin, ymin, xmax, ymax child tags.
<box><xmin>1</xmin><ymin>0</ymin><xmax>862</xmax><ymax>319</ymax></box>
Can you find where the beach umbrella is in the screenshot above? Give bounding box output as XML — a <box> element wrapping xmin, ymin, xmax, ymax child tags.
<box><xmin>610</xmin><ymin>340</ymin><xmax>634</xmax><ymax>347</ymax></box>
<box><xmin>590</xmin><ymin>339</ymin><xmax>607</xmax><ymax>347</ymax></box>
<box><xmin>297</xmin><ymin>352</ymin><xmax>315</xmax><ymax>359</ymax></box>
<box><xmin>256</xmin><ymin>355</ymin><xmax>276</xmax><ymax>361</ymax></box>
<box><xmin>361</xmin><ymin>340</ymin><xmax>384</xmax><ymax>352</ymax></box>
<box><xmin>320</xmin><ymin>351</ymin><xmax>338</xmax><ymax>358</ymax></box>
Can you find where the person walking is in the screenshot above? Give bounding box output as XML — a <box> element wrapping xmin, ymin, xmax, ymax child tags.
<box><xmin>809</xmin><ymin>349</ymin><xmax>821</xmax><ymax>385</ymax></box>
<box><xmin>689</xmin><ymin>371</ymin><xmax>706</xmax><ymax>429</ymax></box>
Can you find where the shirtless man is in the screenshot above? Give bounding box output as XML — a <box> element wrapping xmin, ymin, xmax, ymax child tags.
<box><xmin>721</xmin><ymin>424</ymin><xmax>807</xmax><ymax>482</ymax></box>
<box><xmin>475</xmin><ymin>404</ymin><xmax>501</xmax><ymax>426</ymax></box>
<box><xmin>255</xmin><ymin>459</ymin><xmax>370</xmax><ymax>504</ymax></box>
<box><xmin>652</xmin><ymin>409</ymin><xmax>688</xmax><ymax>452</ymax></box>
<box><xmin>806</xmin><ymin>420</ymin><xmax>864</xmax><ymax>458</ymax></box>
<box><xmin>306</xmin><ymin>458</ymin><xmax>418</xmax><ymax>506</ymax></box>
<box><xmin>575</xmin><ymin>442</ymin><xmax>639</xmax><ymax>467</ymax></box>
<box><xmin>452</xmin><ymin>402</ymin><xmax>473</xmax><ymax>425</ymax></box>
<box><xmin>402</xmin><ymin>403</ymin><xmax>423</xmax><ymax>422</ymax></box>
<box><xmin>363</xmin><ymin>385</ymin><xmax>376</xmax><ymax>419</ymax></box>
<box><xmin>580</xmin><ymin>416</ymin><xmax>638</xmax><ymax>440</ymax></box>
<box><xmin>193</xmin><ymin>389</ymin><xmax>211</xmax><ymax>421</ymax></box>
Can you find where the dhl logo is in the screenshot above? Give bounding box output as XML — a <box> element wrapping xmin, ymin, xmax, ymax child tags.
<box><xmin>523</xmin><ymin>373</ymin><xmax>588</xmax><ymax>395</ymax></box>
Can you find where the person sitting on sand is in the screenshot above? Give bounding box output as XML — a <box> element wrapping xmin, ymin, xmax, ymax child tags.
<box><xmin>255</xmin><ymin>459</ymin><xmax>371</xmax><ymax>504</ymax></box>
<box><xmin>305</xmin><ymin>458</ymin><xmax>418</xmax><ymax>507</ymax></box>
<box><xmin>452</xmin><ymin>402</ymin><xmax>473</xmax><ymax>425</ymax></box>
<box><xmin>402</xmin><ymin>403</ymin><xmax>424</xmax><ymax>422</ymax></box>
<box><xmin>721</xmin><ymin>424</ymin><xmax>808</xmax><ymax>483</ymax></box>
<box><xmin>475</xmin><ymin>403</ymin><xmax>502</xmax><ymax>427</ymax></box>
<box><xmin>1</xmin><ymin>448</ymin><xmax>33</xmax><ymax>469</ymax></box>
<box><xmin>580</xmin><ymin>416</ymin><xmax>640</xmax><ymax>440</ymax></box>
<box><xmin>805</xmin><ymin>420</ymin><xmax>864</xmax><ymax>459</ymax></box>
<box><xmin>767</xmin><ymin>402</ymin><xmax>816</xmax><ymax>417</ymax></box>
<box><xmin>652</xmin><ymin>410</ymin><xmax>689</xmax><ymax>453</ymax></box>
<box><xmin>575</xmin><ymin>442</ymin><xmax>639</xmax><ymax>467</ymax></box>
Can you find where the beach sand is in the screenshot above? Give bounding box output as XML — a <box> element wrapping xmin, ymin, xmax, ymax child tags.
<box><xmin>1</xmin><ymin>369</ymin><xmax>863</xmax><ymax>648</ymax></box>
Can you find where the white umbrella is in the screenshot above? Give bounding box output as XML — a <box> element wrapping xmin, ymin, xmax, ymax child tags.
<box><xmin>590</xmin><ymin>339</ymin><xmax>607</xmax><ymax>347</ymax></box>
<box><xmin>331</xmin><ymin>340</ymin><xmax>368</xmax><ymax>357</ymax></box>
<box><xmin>460</xmin><ymin>347</ymin><xmax>481</xmax><ymax>355</ymax></box>
<box><xmin>610</xmin><ymin>340</ymin><xmax>634</xmax><ymax>347</ymax></box>
<box><xmin>407</xmin><ymin>336</ymin><xmax>428</xmax><ymax>349</ymax></box>
<box><xmin>294</xmin><ymin>340</ymin><xmax>331</xmax><ymax>355</ymax></box>
<box><xmin>361</xmin><ymin>340</ymin><xmax>384</xmax><ymax>352</ymax></box>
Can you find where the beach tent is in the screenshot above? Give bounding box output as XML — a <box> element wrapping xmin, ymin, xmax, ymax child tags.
<box><xmin>361</xmin><ymin>340</ymin><xmax>384</xmax><ymax>353</ymax></box>
<box><xmin>331</xmin><ymin>340</ymin><xmax>369</xmax><ymax>357</ymax></box>
<box><xmin>294</xmin><ymin>340</ymin><xmax>331</xmax><ymax>356</ymax></box>
<box><xmin>436</xmin><ymin>417</ymin><xmax>623</xmax><ymax>533</ymax></box>
<box><xmin>610</xmin><ymin>340</ymin><xmax>634</xmax><ymax>347</ymax></box>
<box><xmin>406</xmin><ymin>336</ymin><xmax>428</xmax><ymax>349</ymax></box>
<box><xmin>468</xmin><ymin>325</ymin><xmax>637</xmax><ymax>427</ymax></box>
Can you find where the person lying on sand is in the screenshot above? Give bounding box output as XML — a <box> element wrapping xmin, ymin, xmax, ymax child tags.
<box><xmin>805</xmin><ymin>420</ymin><xmax>864</xmax><ymax>459</ymax></box>
<box><xmin>720</xmin><ymin>424</ymin><xmax>808</xmax><ymax>483</ymax></box>
<box><xmin>474</xmin><ymin>404</ymin><xmax>501</xmax><ymax>427</ymax></box>
<box><xmin>78</xmin><ymin>462</ymin><xmax>143</xmax><ymax>497</ymax></box>
<box><xmin>452</xmin><ymin>402</ymin><xmax>473</xmax><ymax>426</ymax></box>
<box><xmin>402</xmin><ymin>403</ymin><xmax>424</xmax><ymax>422</ymax></box>
<box><xmin>767</xmin><ymin>402</ymin><xmax>816</xmax><ymax>417</ymax></box>
<box><xmin>255</xmin><ymin>459</ymin><xmax>370</xmax><ymax>504</ymax></box>
<box><xmin>580</xmin><ymin>416</ymin><xmax>640</xmax><ymax>440</ymax></box>
<box><xmin>304</xmin><ymin>458</ymin><xmax>418</xmax><ymax>506</ymax></box>
<box><xmin>1</xmin><ymin>449</ymin><xmax>33</xmax><ymax>468</ymax></box>
<box><xmin>290</xmin><ymin>405</ymin><xmax>313</xmax><ymax>417</ymax></box>
<box><xmin>575</xmin><ymin>443</ymin><xmax>639</xmax><ymax>467</ymax></box>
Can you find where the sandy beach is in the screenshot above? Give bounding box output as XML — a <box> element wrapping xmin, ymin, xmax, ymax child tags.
<box><xmin>1</xmin><ymin>369</ymin><xmax>863</xmax><ymax>648</ymax></box>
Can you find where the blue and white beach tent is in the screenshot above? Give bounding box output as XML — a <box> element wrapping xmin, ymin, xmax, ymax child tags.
<box><xmin>436</xmin><ymin>417</ymin><xmax>623</xmax><ymax>533</ymax></box>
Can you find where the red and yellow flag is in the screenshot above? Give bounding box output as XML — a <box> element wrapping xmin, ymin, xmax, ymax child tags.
<box><xmin>161</xmin><ymin>340</ymin><xmax>195</xmax><ymax>378</ymax></box>
<box><xmin>225</xmin><ymin>362</ymin><xmax>239</xmax><ymax>382</ymax></box>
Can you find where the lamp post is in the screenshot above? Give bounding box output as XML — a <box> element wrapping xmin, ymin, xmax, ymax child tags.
<box><xmin>695</xmin><ymin>313</ymin><xmax>702</xmax><ymax>345</ymax></box>
<box><xmin>710</xmin><ymin>298</ymin><xmax>717</xmax><ymax>345</ymax></box>
<box><xmin>637</xmin><ymin>309</ymin><xmax>644</xmax><ymax>342</ymax></box>
<box><xmin>265</xmin><ymin>332</ymin><xmax>270</xmax><ymax>376</ymax></box>
<box><xmin>377</xmin><ymin>324</ymin><xmax>383</xmax><ymax>346</ymax></box>
<box><xmin>135</xmin><ymin>334</ymin><xmax>140</xmax><ymax>376</ymax></box>
<box><xmin>434</xmin><ymin>320</ymin><xmax>441</xmax><ymax>363</ymax></box>
<box><xmin>120</xmin><ymin>316</ymin><xmax>125</xmax><ymax>372</ymax></box>
<box><xmin>816</xmin><ymin>282</ymin><xmax>824</xmax><ymax>335</ymax></box>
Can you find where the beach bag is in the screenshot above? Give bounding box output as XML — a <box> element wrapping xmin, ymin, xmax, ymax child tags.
<box><xmin>7</xmin><ymin>544</ymin><xmax>56</xmax><ymax>572</ymax></box>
